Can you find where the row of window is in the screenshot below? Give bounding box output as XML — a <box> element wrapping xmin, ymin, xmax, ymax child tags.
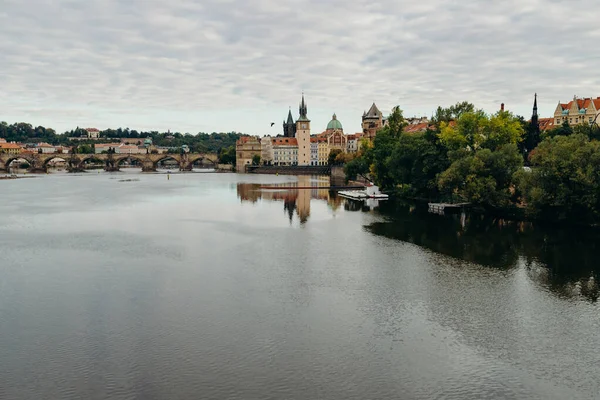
<box><xmin>557</xmin><ymin>116</ymin><xmax>595</xmax><ymax>124</ymax></box>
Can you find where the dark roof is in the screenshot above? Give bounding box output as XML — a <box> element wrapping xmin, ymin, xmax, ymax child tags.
<box><xmin>365</xmin><ymin>103</ymin><xmax>381</xmax><ymax>118</ymax></box>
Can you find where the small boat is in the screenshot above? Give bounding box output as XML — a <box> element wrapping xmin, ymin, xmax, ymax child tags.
<box><xmin>338</xmin><ymin>184</ymin><xmax>388</xmax><ymax>200</ymax></box>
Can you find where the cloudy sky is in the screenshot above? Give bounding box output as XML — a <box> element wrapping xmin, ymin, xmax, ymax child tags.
<box><xmin>1</xmin><ymin>0</ymin><xmax>599</xmax><ymax>135</ymax></box>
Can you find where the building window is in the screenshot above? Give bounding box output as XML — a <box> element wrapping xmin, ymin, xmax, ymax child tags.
<box><xmin>590</xmin><ymin>117</ymin><xmax>594</xmax><ymax>123</ymax></box>
<box><xmin>570</xmin><ymin>118</ymin><xmax>572</xmax><ymax>123</ymax></box>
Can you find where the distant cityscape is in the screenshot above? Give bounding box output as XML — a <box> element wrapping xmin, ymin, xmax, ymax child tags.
<box><xmin>235</xmin><ymin>94</ymin><xmax>600</xmax><ymax>172</ymax></box>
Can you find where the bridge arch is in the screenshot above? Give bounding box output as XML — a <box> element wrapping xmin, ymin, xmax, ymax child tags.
<box><xmin>2</xmin><ymin>155</ymin><xmax>35</xmax><ymax>171</ymax></box>
<box><xmin>186</xmin><ymin>154</ymin><xmax>217</xmax><ymax>170</ymax></box>
<box><xmin>154</xmin><ymin>155</ymin><xmax>181</xmax><ymax>170</ymax></box>
<box><xmin>114</xmin><ymin>155</ymin><xmax>145</xmax><ymax>167</ymax></box>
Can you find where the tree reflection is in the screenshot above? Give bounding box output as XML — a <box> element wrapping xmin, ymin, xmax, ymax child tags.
<box><xmin>367</xmin><ymin>201</ymin><xmax>600</xmax><ymax>302</ymax></box>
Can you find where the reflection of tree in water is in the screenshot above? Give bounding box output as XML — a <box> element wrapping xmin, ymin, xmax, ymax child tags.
<box><xmin>367</xmin><ymin>201</ymin><xmax>600</xmax><ymax>302</ymax></box>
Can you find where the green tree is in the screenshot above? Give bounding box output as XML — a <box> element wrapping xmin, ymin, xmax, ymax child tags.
<box><xmin>386</xmin><ymin>131</ymin><xmax>449</xmax><ymax>198</ymax></box>
<box><xmin>328</xmin><ymin>149</ymin><xmax>343</xmax><ymax>165</ymax></box>
<box><xmin>516</xmin><ymin>134</ymin><xmax>600</xmax><ymax>221</ymax></box>
<box><xmin>252</xmin><ymin>154</ymin><xmax>261</xmax><ymax>165</ymax></box>
<box><xmin>439</xmin><ymin>110</ymin><xmax>524</xmax><ymax>153</ymax></box>
<box><xmin>438</xmin><ymin>144</ymin><xmax>523</xmax><ymax>207</ymax></box>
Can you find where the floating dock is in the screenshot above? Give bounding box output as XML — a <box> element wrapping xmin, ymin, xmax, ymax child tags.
<box><xmin>428</xmin><ymin>202</ymin><xmax>470</xmax><ymax>215</ymax></box>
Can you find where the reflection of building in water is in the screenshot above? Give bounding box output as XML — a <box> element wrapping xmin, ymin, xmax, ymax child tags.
<box><xmin>296</xmin><ymin>176</ymin><xmax>311</xmax><ymax>223</ymax></box>
<box><xmin>236</xmin><ymin>176</ymin><xmax>335</xmax><ymax>224</ymax></box>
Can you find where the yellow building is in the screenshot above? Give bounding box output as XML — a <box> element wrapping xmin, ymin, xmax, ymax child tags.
<box><xmin>554</xmin><ymin>96</ymin><xmax>600</xmax><ymax>127</ymax></box>
<box><xmin>317</xmin><ymin>137</ymin><xmax>329</xmax><ymax>166</ymax></box>
<box><xmin>0</xmin><ymin>142</ymin><xmax>23</xmax><ymax>155</ymax></box>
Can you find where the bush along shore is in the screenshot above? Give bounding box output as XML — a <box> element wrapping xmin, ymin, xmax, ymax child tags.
<box><xmin>344</xmin><ymin>102</ymin><xmax>600</xmax><ymax>227</ymax></box>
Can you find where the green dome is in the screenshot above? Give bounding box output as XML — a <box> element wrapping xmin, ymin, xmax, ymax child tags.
<box><xmin>326</xmin><ymin>114</ymin><xmax>343</xmax><ymax>130</ymax></box>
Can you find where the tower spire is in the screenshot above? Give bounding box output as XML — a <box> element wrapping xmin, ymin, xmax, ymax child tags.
<box><xmin>299</xmin><ymin>92</ymin><xmax>307</xmax><ymax>120</ymax></box>
<box><xmin>533</xmin><ymin>93</ymin><xmax>538</xmax><ymax>117</ymax></box>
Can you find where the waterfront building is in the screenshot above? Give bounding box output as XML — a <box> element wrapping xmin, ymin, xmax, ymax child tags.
<box><xmin>0</xmin><ymin>142</ymin><xmax>22</xmax><ymax>154</ymax></box>
<box><xmin>296</xmin><ymin>94</ymin><xmax>311</xmax><ymax>166</ymax></box>
<box><xmin>235</xmin><ymin>136</ymin><xmax>262</xmax><ymax>172</ymax></box>
<box><xmin>554</xmin><ymin>96</ymin><xmax>600</xmax><ymax>127</ymax></box>
<box><xmin>317</xmin><ymin>137</ymin><xmax>328</xmax><ymax>166</ymax></box>
<box><xmin>261</xmin><ymin>135</ymin><xmax>274</xmax><ymax>165</ymax></box>
<box><xmin>272</xmin><ymin>137</ymin><xmax>298</xmax><ymax>166</ymax></box>
<box><xmin>310</xmin><ymin>137</ymin><xmax>318</xmax><ymax>166</ymax></box>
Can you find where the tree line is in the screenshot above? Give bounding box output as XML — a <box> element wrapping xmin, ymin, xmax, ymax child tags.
<box><xmin>344</xmin><ymin>102</ymin><xmax>600</xmax><ymax>225</ymax></box>
<box><xmin>0</xmin><ymin>121</ymin><xmax>243</xmax><ymax>160</ymax></box>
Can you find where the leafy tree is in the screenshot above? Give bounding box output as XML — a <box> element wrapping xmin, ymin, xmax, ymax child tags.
<box><xmin>252</xmin><ymin>154</ymin><xmax>261</xmax><ymax>165</ymax></box>
<box><xmin>516</xmin><ymin>134</ymin><xmax>600</xmax><ymax>221</ymax></box>
<box><xmin>438</xmin><ymin>110</ymin><xmax>524</xmax><ymax>153</ymax></box>
<box><xmin>386</xmin><ymin>131</ymin><xmax>449</xmax><ymax>198</ymax></box>
<box><xmin>328</xmin><ymin>149</ymin><xmax>343</xmax><ymax>165</ymax></box>
<box><xmin>431</xmin><ymin>101</ymin><xmax>475</xmax><ymax>125</ymax></box>
<box><xmin>544</xmin><ymin>119</ymin><xmax>573</xmax><ymax>138</ymax></box>
<box><xmin>438</xmin><ymin>144</ymin><xmax>523</xmax><ymax>207</ymax></box>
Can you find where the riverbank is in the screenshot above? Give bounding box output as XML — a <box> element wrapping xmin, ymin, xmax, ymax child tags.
<box><xmin>394</xmin><ymin>193</ymin><xmax>600</xmax><ymax>230</ymax></box>
<box><xmin>0</xmin><ymin>175</ymin><xmax>38</xmax><ymax>180</ymax></box>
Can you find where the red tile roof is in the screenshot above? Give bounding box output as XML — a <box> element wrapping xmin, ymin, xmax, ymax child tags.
<box><xmin>538</xmin><ymin>118</ymin><xmax>556</xmax><ymax>131</ymax></box>
<box><xmin>404</xmin><ymin>122</ymin><xmax>430</xmax><ymax>133</ymax></box>
<box><xmin>559</xmin><ymin>98</ymin><xmax>600</xmax><ymax>111</ymax></box>
<box><xmin>272</xmin><ymin>138</ymin><xmax>297</xmax><ymax>146</ymax></box>
<box><xmin>0</xmin><ymin>143</ymin><xmax>22</xmax><ymax>149</ymax></box>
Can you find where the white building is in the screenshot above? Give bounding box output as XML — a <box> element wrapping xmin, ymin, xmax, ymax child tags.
<box><xmin>310</xmin><ymin>137</ymin><xmax>318</xmax><ymax>165</ymax></box>
<box><xmin>36</xmin><ymin>142</ymin><xmax>56</xmax><ymax>153</ymax></box>
<box><xmin>272</xmin><ymin>137</ymin><xmax>298</xmax><ymax>166</ymax></box>
<box><xmin>261</xmin><ymin>135</ymin><xmax>274</xmax><ymax>165</ymax></box>
<box><xmin>86</xmin><ymin>128</ymin><xmax>100</xmax><ymax>139</ymax></box>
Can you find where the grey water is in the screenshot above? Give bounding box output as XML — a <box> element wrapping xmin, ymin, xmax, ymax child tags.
<box><xmin>0</xmin><ymin>172</ymin><xmax>598</xmax><ymax>399</ymax></box>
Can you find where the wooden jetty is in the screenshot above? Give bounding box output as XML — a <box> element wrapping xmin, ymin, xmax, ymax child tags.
<box><xmin>428</xmin><ymin>202</ymin><xmax>471</xmax><ymax>215</ymax></box>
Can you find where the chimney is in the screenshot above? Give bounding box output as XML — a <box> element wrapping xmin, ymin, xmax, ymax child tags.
<box><xmin>501</xmin><ymin>103</ymin><xmax>505</xmax><ymax>111</ymax></box>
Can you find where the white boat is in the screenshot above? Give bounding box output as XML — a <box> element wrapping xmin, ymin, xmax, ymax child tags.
<box><xmin>338</xmin><ymin>185</ymin><xmax>389</xmax><ymax>200</ymax></box>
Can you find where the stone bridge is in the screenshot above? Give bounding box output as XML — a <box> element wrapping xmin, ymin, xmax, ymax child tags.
<box><xmin>0</xmin><ymin>152</ymin><xmax>219</xmax><ymax>173</ymax></box>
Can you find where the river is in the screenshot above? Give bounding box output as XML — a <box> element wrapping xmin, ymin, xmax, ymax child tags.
<box><xmin>0</xmin><ymin>172</ymin><xmax>598</xmax><ymax>399</ymax></box>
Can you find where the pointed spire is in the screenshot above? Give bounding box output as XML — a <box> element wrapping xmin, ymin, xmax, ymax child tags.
<box><xmin>533</xmin><ymin>93</ymin><xmax>538</xmax><ymax>117</ymax></box>
<box><xmin>298</xmin><ymin>92</ymin><xmax>308</xmax><ymax>121</ymax></box>
<box><xmin>286</xmin><ymin>108</ymin><xmax>294</xmax><ymax>124</ymax></box>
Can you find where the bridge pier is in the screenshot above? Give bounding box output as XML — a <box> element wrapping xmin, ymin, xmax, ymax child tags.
<box><xmin>142</xmin><ymin>161</ymin><xmax>156</xmax><ymax>172</ymax></box>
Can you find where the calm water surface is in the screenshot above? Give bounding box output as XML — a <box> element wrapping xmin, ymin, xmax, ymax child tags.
<box><xmin>1</xmin><ymin>172</ymin><xmax>599</xmax><ymax>399</ymax></box>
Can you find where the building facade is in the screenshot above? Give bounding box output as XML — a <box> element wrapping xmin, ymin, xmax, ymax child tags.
<box><xmin>362</xmin><ymin>103</ymin><xmax>386</xmax><ymax>139</ymax></box>
<box><xmin>554</xmin><ymin>96</ymin><xmax>600</xmax><ymax>127</ymax></box>
<box><xmin>310</xmin><ymin>137</ymin><xmax>318</xmax><ymax>165</ymax></box>
<box><xmin>272</xmin><ymin>137</ymin><xmax>298</xmax><ymax>166</ymax></box>
<box><xmin>0</xmin><ymin>142</ymin><xmax>22</xmax><ymax>154</ymax></box>
<box><xmin>236</xmin><ymin>136</ymin><xmax>262</xmax><ymax>172</ymax></box>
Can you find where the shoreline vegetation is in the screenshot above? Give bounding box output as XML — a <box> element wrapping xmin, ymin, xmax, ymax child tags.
<box><xmin>344</xmin><ymin>102</ymin><xmax>600</xmax><ymax>227</ymax></box>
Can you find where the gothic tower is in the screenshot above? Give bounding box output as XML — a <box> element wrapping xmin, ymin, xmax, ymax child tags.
<box><xmin>282</xmin><ymin>108</ymin><xmax>296</xmax><ymax>138</ymax></box>
<box><xmin>296</xmin><ymin>93</ymin><xmax>311</xmax><ymax>166</ymax></box>
<box><xmin>532</xmin><ymin>93</ymin><xmax>539</xmax><ymax>127</ymax></box>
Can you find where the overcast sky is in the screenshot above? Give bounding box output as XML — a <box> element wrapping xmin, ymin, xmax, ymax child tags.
<box><xmin>1</xmin><ymin>0</ymin><xmax>599</xmax><ymax>135</ymax></box>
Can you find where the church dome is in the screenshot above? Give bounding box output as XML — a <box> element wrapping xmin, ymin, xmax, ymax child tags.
<box><xmin>326</xmin><ymin>114</ymin><xmax>343</xmax><ymax>130</ymax></box>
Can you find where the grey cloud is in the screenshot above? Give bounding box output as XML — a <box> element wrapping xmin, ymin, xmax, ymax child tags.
<box><xmin>1</xmin><ymin>0</ymin><xmax>599</xmax><ymax>135</ymax></box>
